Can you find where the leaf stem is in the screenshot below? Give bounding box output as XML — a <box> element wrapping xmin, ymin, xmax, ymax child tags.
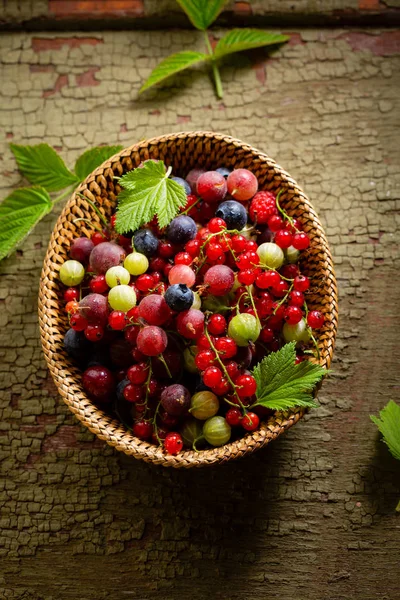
<box><xmin>204</xmin><ymin>31</ymin><xmax>224</xmax><ymax>99</ymax></box>
<box><xmin>52</xmin><ymin>186</ymin><xmax>75</xmax><ymax>205</ymax></box>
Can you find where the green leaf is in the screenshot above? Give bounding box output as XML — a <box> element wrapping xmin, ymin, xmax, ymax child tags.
<box><xmin>252</xmin><ymin>342</ymin><xmax>325</xmax><ymax>411</ymax></box>
<box><xmin>0</xmin><ymin>186</ymin><xmax>52</xmax><ymax>260</ymax></box>
<box><xmin>75</xmin><ymin>145</ymin><xmax>123</xmax><ymax>181</ymax></box>
<box><xmin>214</xmin><ymin>29</ymin><xmax>289</xmax><ymax>60</ymax></box>
<box><xmin>139</xmin><ymin>51</ymin><xmax>207</xmax><ymax>93</ymax></box>
<box><xmin>10</xmin><ymin>143</ymin><xmax>79</xmax><ymax>192</ymax></box>
<box><xmin>115</xmin><ymin>160</ymin><xmax>187</xmax><ymax>233</ymax></box>
<box><xmin>176</xmin><ymin>0</ymin><xmax>227</xmax><ymax>30</ymax></box>
<box><xmin>370</xmin><ymin>400</ymin><xmax>400</xmax><ymax>461</ymax></box>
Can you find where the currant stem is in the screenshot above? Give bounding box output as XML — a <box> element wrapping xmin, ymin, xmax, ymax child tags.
<box><xmin>77</xmin><ymin>193</ymin><xmax>109</xmax><ymax>228</ymax></box>
<box><xmin>273</xmin><ymin>283</ymin><xmax>294</xmax><ymax>314</ymax></box>
<box><xmin>73</xmin><ymin>218</ymin><xmax>104</xmax><ymax>233</ymax></box>
<box><xmin>158</xmin><ymin>353</ymin><xmax>172</xmax><ymax>378</ymax></box>
<box><xmin>204</xmin><ymin>31</ymin><xmax>223</xmax><ymax>99</ymax></box>
<box><xmin>204</xmin><ymin>326</ymin><xmax>246</xmax><ymax>413</ymax></box>
<box><xmin>246</xmin><ymin>285</ymin><xmax>261</xmax><ymax>329</ymax></box>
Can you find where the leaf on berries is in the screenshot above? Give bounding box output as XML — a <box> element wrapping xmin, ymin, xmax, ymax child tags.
<box><xmin>176</xmin><ymin>0</ymin><xmax>227</xmax><ymax>30</ymax></box>
<box><xmin>10</xmin><ymin>143</ymin><xmax>79</xmax><ymax>192</ymax></box>
<box><xmin>252</xmin><ymin>342</ymin><xmax>326</xmax><ymax>410</ymax></box>
<box><xmin>214</xmin><ymin>29</ymin><xmax>289</xmax><ymax>60</ymax></box>
<box><xmin>0</xmin><ymin>186</ymin><xmax>52</xmax><ymax>260</ymax></box>
<box><xmin>370</xmin><ymin>400</ymin><xmax>400</xmax><ymax>461</ymax></box>
<box><xmin>139</xmin><ymin>51</ymin><xmax>207</xmax><ymax>93</ymax></box>
<box><xmin>115</xmin><ymin>160</ymin><xmax>187</xmax><ymax>233</ymax></box>
<box><xmin>74</xmin><ymin>145</ymin><xmax>123</xmax><ymax>180</ymax></box>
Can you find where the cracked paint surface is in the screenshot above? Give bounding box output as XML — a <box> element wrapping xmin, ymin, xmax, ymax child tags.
<box><xmin>0</xmin><ymin>26</ymin><xmax>399</xmax><ymax>600</ymax></box>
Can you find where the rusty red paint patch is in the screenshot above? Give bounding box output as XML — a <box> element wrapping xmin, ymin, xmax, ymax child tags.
<box><xmin>43</xmin><ymin>74</ymin><xmax>69</xmax><ymax>98</ymax></box>
<box><xmin>358</xmin><ymin>0</ymin><xmax>384</xmax><ymax>9</ymax></box>
<box><xmin>76</xmin><ymin>67</ymin><xmax>100</xmax><ymax>87</ymax></box>
<box><xmin>339</xmin><ymin>31</ymin><xmax>400</xmax><ymax>56</ymax></box>
<box><xmin>177</xmin><ymin>115</ymin><xmax>191</xmax><ymax>124</ymax></box>
<box><xmin>6</xmin><ymin>132</ymin><xmax>13</xmax><ymax>139</ymax></box>
<box><xmin>234</xmin><ymin>1</ymin><xmax>252</xmax><ymax>14</ymax></box>
<box><xmin>252</xmin><ymin>63</ymin><xmax>266</xmax><ymax>86</ymax></box>
<box><xmin>32</xmin><ymin>36</ymin><xmax>103</xmax><ymax>52</ymax></box>
<box><xmin>30</xmin><ymin>65</ymin><xmax>56</xmax><ymax>73</ymax></box>
<box><xmin>288</xmin><ymin>32</ymin><xmax>306</xmax><ymax>47</ymax></box>
<box><xmin>49</xmin><ymin>0</ymin><xmax>144</xmax><ymax>18</ymax></box>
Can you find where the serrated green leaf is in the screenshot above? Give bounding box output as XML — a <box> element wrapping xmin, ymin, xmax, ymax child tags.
<box><xmin>214</xmin><ymin>29</ymin><xmax>289</xmax><ymax>60</ymax></box>
<box><xmin>140</xmin><ymin>51</ymin><xmax>207</xmax><ymax>93</ymax></box>
<box><xmin>115</xmin><ymin>160</ymin><xmax>187</xmax><ymax>233</ymax></box>
<box><xmin>176</xmin><ymin>0</ymin><xmax>227</xmax><ymax>30</ymax></box>
<box><xmin>75</xmin><ymin>145</ymin><xmax>123</xmax><ymax>181</ymax></box>
<box><xmin>0</xmin><ymin>186</ymin><xmax>52</xmax><ymax>260</ymax></box>
<box><xmin>370</xmin><ymin>400</ymin><xmax>400</xmax><ymax>461</ymax></box>
<box><xmin>252</xmin><ymin>342</ymin><xmax>325</xmax><ymax>411</ymax></box>
<box><xmin>10</xmin><ymin>143</ymin><xmax>79</xmax><ymax>192</ymax></box>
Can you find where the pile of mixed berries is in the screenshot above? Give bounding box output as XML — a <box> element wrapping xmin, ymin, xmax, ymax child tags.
<box><xmin>60</xmin><ymin>166</ymin><xmax>325</xmax><ymax>455</ymax></box>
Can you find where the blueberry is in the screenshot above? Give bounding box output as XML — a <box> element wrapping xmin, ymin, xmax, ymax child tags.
<box><xmin>171</xmin><ymin>176</ymin><xmax>191</xmax><ymax>195</ymax></box>
<box><xmin>164</xmin><ymin>284</ymin><xmax>194</xmax><ymax>312</ymax></box>
<box><xmin>167</xmin><ymin>215</ymin><xmax>197</xmax><ymax>244</ymax></box>
<box><xmin>64</xmin><ymin>329</ymin><xmax>91</xmax><ymax>364</ymax></box>
<box><xmin>133</xmin><ymin>229</ymin><xmax>159</xmax><ymax>257</ymax></box>
<box><xmin>216</xmin><ymin>200</ymin><xmax>247</xmax><ymax>230</ymax></box>
<box><xmin>216</xmin><ymin>167</ymin><xmax>232</xmax><ymax>179</ymax></box>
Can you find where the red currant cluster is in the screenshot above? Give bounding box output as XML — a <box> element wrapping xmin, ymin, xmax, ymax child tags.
<box><xmin>59</xmin><ymin>166</ymin><xmax>325</xmax><ymax>455</ymax></box>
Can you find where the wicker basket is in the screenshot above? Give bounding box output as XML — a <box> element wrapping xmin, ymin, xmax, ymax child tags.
<box><xmin>38</xmin><ymin>131</ymin><xmax>338</xmax><ymax>468</ymax></box>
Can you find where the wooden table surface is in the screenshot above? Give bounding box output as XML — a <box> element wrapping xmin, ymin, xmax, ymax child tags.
<box><xmin>0</xmin><ymin>21</ymin><xmax>399</xmax><ymax>600</ymax></box>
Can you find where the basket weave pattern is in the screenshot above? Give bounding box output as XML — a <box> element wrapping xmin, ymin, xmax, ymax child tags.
<box><xmin>38</xmin><ymin>132</ymin><xmax>338</xmax><ymax>468</ymax></box>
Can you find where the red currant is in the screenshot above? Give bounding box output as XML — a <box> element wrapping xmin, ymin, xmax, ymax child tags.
<box><xmin>256</xmin><ymin>270</ymin><xmax>280</xmax><ymax>289</ymax></box>
<box><xmin>272</xmin><ymin>280</ymin><xmax>289</xmax><ymax>298</ymax></box>
<box><xmin>175</xmin><ymin>252</ymin><xmax>192</xmax><ymax>265</ymax></box>
<box><xmin>260</xmin><ymin>327</ymin><xmax>274</xmax><ymax>342</ymax></box>
<box><xmin>267</xmin><ymin>215</ymin><xmax>284</xmax><ymax>232</ymax></box>
<box><xmin>238</xmin><ymin>269</ymin><xmax>257</xmax><ymax>285</ymax></box>
<box><xmin>108</xmin><ymin>311</ymin><xmax>126</xmax><ymax>330</ymax></box>
<box><xmin>158</xmin><ymin>241</ymin><xmax>175</xmax><ymax>258</ymax></box>
<box><xmin>212</xmin><ymin>377</ymin><xmax>230</xmax><ymax>396</ymax></box>
<box><xmin>203</xmin><ymin>366</ymin><xmax>223</xmax><ymax>388</ymax></box>
<box><xmin>274</xmin><ymin>229</ymin><xmax>293</xmax><ymax>249</ymax></box>
<box><xmin>124</xmin><ymin>384</ymin><xmax>143</xmax><ymax>403</ymax></box>
<box><xmin>288</xmin><ymin>290</ymin><xmax>305</xmax><ymax>307</ymax></box>
<box><xmin>284</xmin><ymin>306</ymin><xmax>303</xmax><ymax>325</ymax></box>
<box><xmin>91</xmin><ymin>231</ymin><xmax>107</xmax><ymax>246</ymax></box>
<box><xmin>236</xmin><ymin>374</ymin><xmax>257</xmax><ymax>398</ymax></box>
<box><xmin>84</xmin><ymin>325</ymin><xmax>104</xmax><ymax>342</ymax></box>
<box><xmin>214</xmin><ymin>337</ymin><xmax>237</xmax><ymax>359</ymax></box>
<box><xmin>208</xmin><ymin>217</ymin><xmax>226</xmax><ymax>233</ymax></box>
<box><xmin>133</xmin><ymin>419</ymin><xmax>153</xmax><ymax>440</ymax></box>
<box><xmin>307</xmin><ymin>310</ymin><xmax>325</xmax><ymax>329</ymax></box>
<box><xmin>292</xmin><ymin>232</ymin><xmax>310</xmax><ymax>250</ymax></box>
<box><xmin>70</xmin><ymin>313</ymin><xmax>88</xmax><ymax>331</ymax></box>
<box><xmin>208</xmin><ymin>314</ymin><xmax>227</xmax><ymax>336</ymax></box>
<box><xmin>136</xmin><ymin>274</ymin><xmax>154</xmax><ymax>292</ymax></box>
<box><xmin>185</xmin><ymin>239</ymin><xmax>201</xmax><ymax>257</ymax></box>
<box><xmin>231</xmin><ymin>235</ymin><xmax>248</xmax><ymax>253</ymax></box>
<box><xmin>241</xmin><ymin>412</ymin><xmax>260</xmax><ymax>431</ymax></box>
<box><xmin>64</xmin><ymin>287</ymin><xmax>79</xmax><ymax>302</ymax></box>
<box><xmin>294</xmin><ymin>275</ymin><xmax>310</xmax><ymax>292</ymax></box>
<box><xmin>164</xmin><ymin>432</ymin><xmax>183</xmax><ymax>455</ymax></box>
<box><xmin>127</xmin><ymin>362</ymin><xmax>149</xmax><ymax>385</ymax></box>
<box><xmin>66</xmin><ymin>300</ymin><xmax>79</xmax><ymax>314</ymax></box>
<box><xmin>226</xmin><ymin>407</ymin><xmax>242</xmax><ymax>426</ymax></box>
<box><xmin>124</xmin><ymin>325</ymin><xmax>140</xmax><ymax>345</ymax></box>
<box><xmin>90</xmin><ymin>274</ymin><xmax>109</xmax><ymax>294</ymax></box>
<box><xmin>195</xmin><ymin>350</ymin><xmax>215</xmax><ymax>371</ymax></box>
<box><xmin>225</xmin><ymin>361</ymin><xmax>240</xmax><ymax>381</ymax></box>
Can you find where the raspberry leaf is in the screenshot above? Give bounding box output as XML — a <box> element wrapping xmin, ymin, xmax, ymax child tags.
<box><xmin>252</xmin><ymin>342</ymin><xmax>325</xmax><ymax>410</ymax></box>
<box><xmin>140</xmin><ymin>51</ymin><xmax>207</xmax><ymax>93</ymax></box>
<box><xmin>0</xmin><ymin>186</ymin><xmax>52</xmax><ymax>260</ymax></box>
<box><xmin>75</xmin><ymin>146</ymin><xmax>123</xmax><ymax>181</ymax></box>
<box><xmin>370</xmin><ymin>400</ymin><xmax>400</xmax><ymax>461</ymax></box>
<box><xmin>176</xmin><ymin>0</ymin><xmax>227</xmax><ymax>31</ymax></box>
<box><xmin>214</xmin><ymin>29</ymin><xmax>289</xmax><ymax>60</ymax></box>
<box><xmin>10</xmin><ymin>143</ymin><xmax>79</xmax><ymax>192</ymax></box>
<box><xmin>115</xmin><ymin>160</ymin><xmax>187</xmax><ymax>233</ymax></box>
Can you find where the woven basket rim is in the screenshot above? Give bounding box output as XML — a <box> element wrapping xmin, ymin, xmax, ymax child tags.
<box><xmin>38</xmin><ymin>131</ymin><xmax>338</xmax><ymax>468</ymax></box>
